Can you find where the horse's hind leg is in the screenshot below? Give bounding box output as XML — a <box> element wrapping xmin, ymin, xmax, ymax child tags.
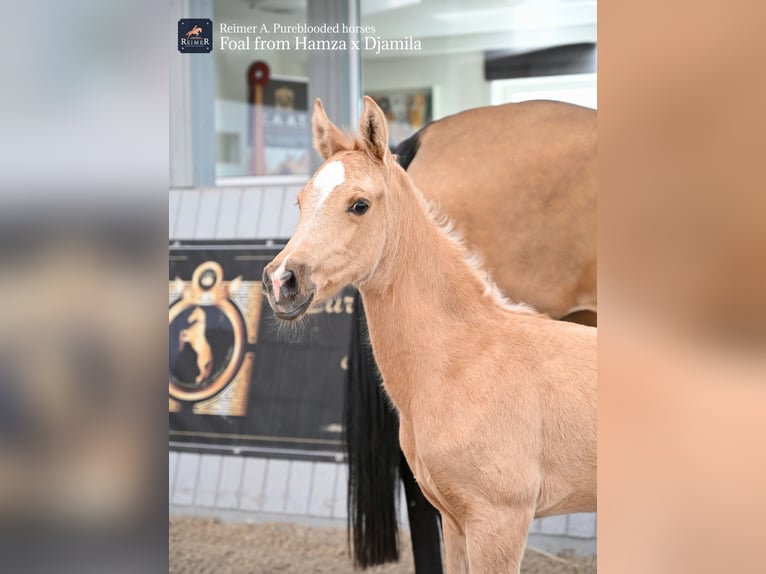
<box><xmin>178</xmin><ymin>331</ymin><xmax>188</xmax><ymax>350</ymax></box>
<box><xmin>442</xmin><ymin>516</ymin><xmax>468</xmax><ymax>574</ymax></box>
<box><xmin>464</xmin><ymin>506</ymin><xmax>534</xmax><ymax>574</ymax></box>
<box><xmin>196</xmin><ymin>356</ymin><xmax>211</xmax><ymax>383</ymax></box>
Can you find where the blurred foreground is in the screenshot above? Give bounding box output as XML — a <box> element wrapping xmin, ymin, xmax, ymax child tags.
<box><xmin>599</xmin><ymin>1</ymin><xmax>766</xmax><ymax>572</ymax></box>
<box><xmin>0</xmin><ymin>1</ymin><xmax>168</xmax><ymax>572</ymax></box>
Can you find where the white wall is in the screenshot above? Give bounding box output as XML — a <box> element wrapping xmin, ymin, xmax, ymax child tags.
<box><xmin>491</xmin><ymin>73</ymin><xmax>597</xmax><ymax>109</ymax></box>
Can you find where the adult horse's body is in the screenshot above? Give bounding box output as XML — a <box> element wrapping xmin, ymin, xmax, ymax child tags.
<box><xmin>347</xmin><ymin>100</ymin><xmax>597</xmax><ymax>571</ymax></box>
<box><xmin>263</xmin><ymin>97</ymin><xmax>597</xmax><ymax>574</ymax></box>
<box><xmin>399</xmin><ymin>100</ymin><xmax>597</xmax><ymax>322</ymax></box>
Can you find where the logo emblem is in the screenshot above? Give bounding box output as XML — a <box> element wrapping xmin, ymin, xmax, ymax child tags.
<box><xmin>178</xmin><ymin>19</ymin><xmax>212</xmax><ymax>54</ymax></box>
<box><xmin>169</xmin><ymin>261</ymin><xmax>261</xmax><ymax>415</ymax></box>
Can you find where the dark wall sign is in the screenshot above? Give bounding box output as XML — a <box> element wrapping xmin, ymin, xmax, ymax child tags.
<box><xmin>169</xmin><ymin>241</ymin><xmax>354</xmax><ymax>461</ymax></box>
<box><xmin>484</xmin><ymin>43</ymin><xmax>596</xmax><ymax>80</ymax></box>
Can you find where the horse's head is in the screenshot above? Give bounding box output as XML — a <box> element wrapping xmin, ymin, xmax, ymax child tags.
<box><xmin>263</xmin><ymin>96</ymin><xmax>394</xmax><ymax>321</ymax></box>
<box><xmin>188</xmin><ymin>306</ymin><xmax>205</xmax><ymax>324</ymax></box>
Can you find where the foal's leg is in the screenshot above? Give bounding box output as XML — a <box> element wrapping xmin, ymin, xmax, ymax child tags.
<box><xmin>464</xmin><ymin>506</ymin><xmax>534</xmax><ymax>574</ymax></box>
<box><xmin>442</xmin><ymin>516</ymin><xmax>468</xmax><ymax>574</ymax></box>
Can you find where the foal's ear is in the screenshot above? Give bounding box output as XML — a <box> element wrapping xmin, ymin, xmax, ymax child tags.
<box><xmin>312</xmin><ymin>98</ymin><xmax>348</xmax><ymax>160</ymax></box>
<box><xmin>359</xmin><ymin>95</ymin><xmax>389</xmax><ymax>161</ymax></box>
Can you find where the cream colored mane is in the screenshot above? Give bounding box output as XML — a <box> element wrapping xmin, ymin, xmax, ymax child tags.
<box><xmin>413</xmin><ymin>184</ymin><xmax>538</xmax><ymax>315</ymax></box>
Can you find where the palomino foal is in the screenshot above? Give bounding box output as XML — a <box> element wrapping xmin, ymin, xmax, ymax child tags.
<box><xmin>263</xmin><ymin>96</ymin><xmax>597</xmax><ymax>573</ymax></box>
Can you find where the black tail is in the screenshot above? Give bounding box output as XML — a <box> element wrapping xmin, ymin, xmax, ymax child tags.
<box><xmin>346</xmin><ymin>130</ymin><xmax>445</xmax><ymax>573</ymax></box>
<box><xmin>345</xmin><ymin>291</ymin><xmax>401</xmax><ymax>567</ymax></box>
<box><xmin>393</xmin><ymin>129</ymin><xmax>423</xmax><ymax>170</ymax></box>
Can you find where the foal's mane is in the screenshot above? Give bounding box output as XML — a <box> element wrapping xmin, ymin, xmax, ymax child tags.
<box><xmin>389</xmin><ymin>166</ymin><xmax>538</xmax><ymax>316</ymax></box>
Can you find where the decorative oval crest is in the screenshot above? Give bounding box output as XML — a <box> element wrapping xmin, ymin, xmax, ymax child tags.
<box><xmin>169</xmin><ymin>261</ymin><xmax>246</xmax><ymax>402</ymax></box>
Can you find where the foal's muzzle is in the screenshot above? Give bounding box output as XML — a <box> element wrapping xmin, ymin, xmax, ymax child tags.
<box><xmin>262</xmin><ymin>261</ymin><xmax>315</xmax><ymax>321</ymax></box>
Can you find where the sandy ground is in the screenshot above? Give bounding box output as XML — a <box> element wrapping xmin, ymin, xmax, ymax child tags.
<box><xmin>170</xmin><ymin>515</ymin><xmax>596</xmax><ymax>574</ymax></box>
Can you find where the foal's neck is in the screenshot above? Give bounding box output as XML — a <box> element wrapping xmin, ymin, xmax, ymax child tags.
<box><xmin>357</xmin><ymin>167</ymin><xmax>510</xmax><ymax>414</ymax></box>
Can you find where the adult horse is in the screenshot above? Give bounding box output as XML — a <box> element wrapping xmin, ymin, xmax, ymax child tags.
<box><xmin>263</xmin><ymin>96</ymin><xmax>597</xmax><ymax>574</ymax></box>
<box><xmin>346</xmin><ymin>99</ymin><xmax>597</xmax><ymax>571</ymax></box>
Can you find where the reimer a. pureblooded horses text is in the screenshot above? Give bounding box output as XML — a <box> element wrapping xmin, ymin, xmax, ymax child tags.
<box><xmin>263</xmin><ymin>96</ymin><xmax>597</xmax><ymax>573</ymax></box>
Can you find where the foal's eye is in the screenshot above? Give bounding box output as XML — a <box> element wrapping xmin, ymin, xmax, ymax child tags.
<box><xmin>349</xmin><ymin>200</ymin><xmax>370</xmax><ymax>216</ymax></box>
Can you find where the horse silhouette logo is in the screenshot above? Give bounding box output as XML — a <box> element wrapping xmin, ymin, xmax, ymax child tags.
<box><xmin>178</xmin><ymin>306</ymin><xmax>213</xmax><ymax>384</ymax></box>
<box><xmin>169</xmin><ymin>260</ymin><xmax>254</xmax><ymax>409</ymax></box>
<box><xmin>185</xmin><ymin>25</ymin><xmax>203</xmax><ymax>39</ymax></box>
<box><xmin>178</xmin><ymin>19</ymin><xmax>212</xmax><ymax>53</ymax></box>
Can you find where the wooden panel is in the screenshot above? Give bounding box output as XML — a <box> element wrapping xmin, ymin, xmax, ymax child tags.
<box><xmin>193</xmin><ymin>454</ymin><xmax>223</xmax><ymax>507</ymax></box>
<box><xmin>307</xmin><ymin>462</ymin><xmax>338</xmax><ymax>518</ymax></box>
<box><xmin>256</xmin><ymin>187</ymin><xmax>286</xmax><ymax>238</ymax></box>
<box><xmin>261</xmin><ymin>459</ymin><xmax>291</xmax><ymax>513</ymax></box>
<box><xmin>529</xmin><ymin>518</ymin><xmax>541</xmax><ymax>534</ymax></box>
<box><xmin>284</xmin><ymin>460</ymin><xmax>313</xmax><ymax>515</ymax></box>
<box><xmin>172</xmin><ymin>452</ymin><xmax>200</xmax><ymax>506</ymax></box>
<box><xmin>195</xmin><ymin>189</ymin><xmax>222</xmax><ymax>238</ymax></box>
<box><xmin>239</xmin><ymin>457</ymin><xmax>269</xmax><ymax>511</ymax></box>
<box><xmin>169</xmin><ymin>450</ymin><xmax>179</xmax><ymax>496</ymax></box>
<box><xmin>214</xmin><ymin>188</ymin><xmax>243</xmax><ymax>239</ymax></box>
<box><xmin>539</xmin><ymin>515</ymin><xmax>568</xmax><ymax>535</ymax></box>
<box><xmin>169</xmin><ymin>190</ymin><xmax>182</xmax><ymax>239</ymax></box>
<box><xmin>332</xmin><ymin>463</ymin><xmax>348</xmax><ymax>519</ymax></box>
<box><xmin>567</xmin><ymin>513</ymin><xmax>597</xmax><ymax>538</ymax></box>
<box><xmin>174</xmin><ymin>190</ymin><xmax>201</xmax><ymax>239</ymax></box>
<box><xmin>216</xmin><ymin>455</ymin><xmax>245</xmax><ymax>509</ymax></box>
<box><xmin>235</xmin><ymin>188</ymin><xmax>264</xmax><ymax>239</ymax></box>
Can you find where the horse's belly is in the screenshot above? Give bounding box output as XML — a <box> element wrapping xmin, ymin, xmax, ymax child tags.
<box><xmin>536</xmin><ymin>460</ymin><xmax>597</xmax><ymax>515</ymax></box>
<box><xmin>536</xmin><ymin>489</ymin><xmax>597</xmax><ymax>516</ymax></box>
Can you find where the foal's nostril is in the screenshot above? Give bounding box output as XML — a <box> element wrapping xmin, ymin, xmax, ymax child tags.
<box><xmin>282</xmin><ymin>270</ymin><xmax>298</xmax><ymax>294</ymax></box>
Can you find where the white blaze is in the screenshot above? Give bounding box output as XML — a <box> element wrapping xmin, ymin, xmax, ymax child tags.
<box><xmin>271</xmin><ymin>259</ymin><xmax>287</xmax><ymax>303</ymax></box>
<box><xmin>271</xmin><ymin>160</ymin><xmax>344</xmax><ymax>303</ymax></box>
<box><xmin>313</xmin><ymin>160</ymin><xmax>345</xmax><ymax>210</ymax></box>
